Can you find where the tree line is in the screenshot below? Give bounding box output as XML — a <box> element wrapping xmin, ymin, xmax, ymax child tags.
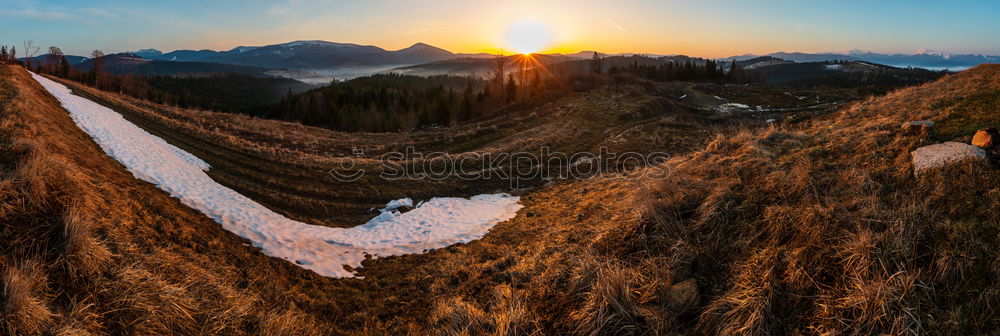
<box><xmin>266</xmin><ymin>53</ymin><xmax>578</xmax><ymax>132</ymax></box>
<box><xmin>265</xmin><ymin>74</ymin><xmax>494</xmax><ymax>132</ymax></box>
<box><xmin>17</xmin><ymin>43</ymin><xmax>310</xmax><ymax>113</ymax></box>
<box><xmin>598</xmin><ymin>53</ymin><xmax>765</xmax><ymax>84</ymax></box>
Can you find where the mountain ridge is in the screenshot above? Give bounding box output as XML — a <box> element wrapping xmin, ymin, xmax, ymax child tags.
<box><xmin>727</xmin><ymin>50</ymin><xmax>1000</xmax><ymax>69</ymax></box>
<box><xmin>125</xmin><ymin>40</ymin><xmax>456</xmax><ymax>69</ymax></box>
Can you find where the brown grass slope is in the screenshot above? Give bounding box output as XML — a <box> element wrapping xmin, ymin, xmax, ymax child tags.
<box><xmin>558</xmin><ymin>64</ymin><xmax>1000</xmax><ymax>335</ymax></box>
<box><xmin>7</xmin><ymin>62</ymin><xmax>998</xmax><ymax>335</ymax></box>
<box><xmin>0</xmin><ymin>65</ymin><xmax>471</xmax><ymax>335</ymax></box>
<box><xmin>406</xmin><ymin>65</ymin><xmax>1000</xmax><ymax>335</ymax></box>
<box><xmin>4</xmin><ymin>64</ymin><xmax>728</xmax><ymax>334</ymax></box>
<box><xmin>0</xmin><ymin>66</ymin><xmax>703</xmax><ymax>334</ymax></box>
<box><xmin>340</xmin><ymin>67</ymin><xmax>1000</xmax><ymax>335</ymax></box>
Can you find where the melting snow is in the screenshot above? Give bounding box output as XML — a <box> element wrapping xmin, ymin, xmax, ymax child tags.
<box><xmin>31</xmin><ymin>73</ymin><xmax>523</xmax><ymax>278</ymax></box>
<box><xmin>715</xmin><ymin>102</ymin><xmax>750</xmax><ymax>114</ymax></box>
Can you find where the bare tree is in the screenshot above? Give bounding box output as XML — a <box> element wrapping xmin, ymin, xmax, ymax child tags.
<box><xmin>89</xmin><ymin>50</ymin><xmax>105</xmax><ymax>85</ymax></box>
<box><xmin>46</xmin><ymin>46</ymin><xmax>65</xmax><ymax>75</ymax></box>
<box><xmin>22</xmin><ymin>41</ymin><xmax>39</xmax><ymax>58</ymax></box>
<box><xmin>492</xmin><ymin>50</ymin><xmax>508</xmax><ymax>95</ymax></box>
<box><xmin>22</xmin><ymin>40</ymin><xmax>40</xmax><ymax>68</ymax></box>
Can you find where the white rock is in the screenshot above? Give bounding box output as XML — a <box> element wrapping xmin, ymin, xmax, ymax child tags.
<box><xmin>911</xmin><ymin>141</ymin><xmax>987</xmax><ymax>176</ymax></box>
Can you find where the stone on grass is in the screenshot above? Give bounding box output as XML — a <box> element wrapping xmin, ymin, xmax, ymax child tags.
<box><xmin>662</xmin><ymin>278</ymin><xmax>699</xmax><ymax>312</ymax></box>
<box><xmin>971</xmin><ymin>128</ymin><xmax>998</xmax><ymax>149</ymax></box>
<box><xmin>911</xmin><ymin>141</ymin><xmax>988</xmax><ymax>176</ymax></box>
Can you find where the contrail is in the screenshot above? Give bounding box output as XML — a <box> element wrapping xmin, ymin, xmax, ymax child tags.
<box><xmin>606</xmin><ymin>19</ymin><xmax>626</xmax><ymax>32</ymax></box>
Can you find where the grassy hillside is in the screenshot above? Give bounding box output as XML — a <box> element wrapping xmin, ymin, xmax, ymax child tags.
<box><xmin>0</xmin><ymin>65</ymin><xmax>346</xmax><ymax>335</ymax></box>
<box><xmin>3</xmin><ymin>63</ymin><xmax>999</xmax><ymax>334</ymax></box>
<box><xmin>1</xmin><ymin>64</ymin><xmax>717</xmax><ymax>334</ymax></box>
<box><xmin>518</xmin><ymin>65</ymin><xmax>1000</xmax><ymax>334</ymax></box>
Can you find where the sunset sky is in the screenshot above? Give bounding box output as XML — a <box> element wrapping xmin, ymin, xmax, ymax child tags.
<box><xmin>2</xmin><ymin>0</ymin><xmax>999</xmax><ymax>57</ymax></box>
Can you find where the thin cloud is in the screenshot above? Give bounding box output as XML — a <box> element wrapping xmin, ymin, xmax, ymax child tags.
<box><xmin>79</xmin><ymin>8</ymin><xmax>120</xmax><ymax>19</ymax></box>
<box><xmin>267</xmin><ymin>0</ymin><xmax>313</xmax><ymax>16</ymax></box>
<box><xmin>0</xmin><ymin>8</ymin><xmax>75</xmax><ymax>21</ymax></box>
<box><xmin>266</xmin><ymin>3</ymin><xmax>291</xmax><ymax>16</ymax></box>
<box><xmin>606</xmin><ymin>19</ymin><xmax>626</xmax><ymax>32</ymax></box>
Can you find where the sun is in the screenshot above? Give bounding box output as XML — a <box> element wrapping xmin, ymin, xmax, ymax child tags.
<box><xmin>503</xmin><ymin>19</ymin><xmax>554</xmax><ymax>54</ymax></box>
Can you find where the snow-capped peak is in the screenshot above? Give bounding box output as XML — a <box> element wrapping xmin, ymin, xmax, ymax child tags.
<box><xmin>279</xmin><ymin>40</ymin><xmax>351</xmax><ymax>48</ymax></box>
<box><xmin>915</xmin><ymin>48</ymin><xmax>951</xmax><ymax>58</ymax></box>
<box><xmin>229</xmin><ymin>46</ymin><xmax>260</xmax><ymax>53</ymax></box>
<box><xmin>129</xmin><ymin>48</ymin><xmax>163</xmax><ymax>58</ymax></box>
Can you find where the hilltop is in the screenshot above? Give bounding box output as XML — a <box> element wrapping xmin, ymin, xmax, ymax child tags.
<box><xmin>1</xmin><ymin>64</ymin><xmax>999</xmax><ymax>334</ymax></box>
<box><xmin>728</xmin><ymin>50</ymin><xmax>1000</xmax><ymax>69</ymax></box>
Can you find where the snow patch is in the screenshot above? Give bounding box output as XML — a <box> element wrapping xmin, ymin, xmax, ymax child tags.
<box><xmin>31</xmin><ymin>73</ymin><xmax>522</xmax><ymax>278</ymax></box>
<box><xmin>715</xmin><ymin>102</ymin><xmax>750</xmax><ymax>114</ymax></box>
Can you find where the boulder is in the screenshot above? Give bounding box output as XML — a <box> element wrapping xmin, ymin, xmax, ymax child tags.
<box><xmin>911</xmin><ymin>141</ymin><xmax>988</xmax><ymax>176</ymax></box>
<box><xmin>971</xmin><ymin>127</ymin><xmax>998</xmax><ymax>149</ymax></box>
<box><xmin>901</xmin><ymin>120</ymin><xmax>934</xmax><ymax>136</ymax></box>
<box><xmin>662</xmin><ymin>278</ymin><xmax>699</xmax><ymax>312</ymax></box>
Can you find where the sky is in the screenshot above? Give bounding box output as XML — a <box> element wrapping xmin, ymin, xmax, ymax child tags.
<box><xmin>1</xmin><ymin>0</ymin><xmax>999</xmax><ymax>58</ymax></box>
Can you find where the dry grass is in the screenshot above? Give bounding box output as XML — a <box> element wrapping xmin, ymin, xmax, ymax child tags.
<box><xmin>570</xmin><ymin>262</ymin><xmax>648</xmax><ymax>336</ymax></box>
<box><xmin>430</xmin><ymin>284</ymin><xmax>541</xmax><ymax>336</ymax></box>
<box><xmin>0</xmin><ymin>64</ymin><xmax>693</xmax><ymax>334</ymax></box>
<box><xmin>566</xmin><ymin>65</ymin><xmax>1000</xmax><ymax>335</ymax></box>
<box><xmin>0</xmin><ymin>65</ymin><xmax>364</xmax><ymax>334</ymax></box>
<box><xmin>414</xmin><ymin>65</ymin><xmax>1000</xmax><ymax>335</ymax></box>
<box><xmin>1</xmin><ymin>261</ymin><xmax>55</xmax><ymax>336</ymax></box>
<box><xmin>5</xmin><ymin>63</ymin><xmax>999</xmax><ymax>335</ymax></box>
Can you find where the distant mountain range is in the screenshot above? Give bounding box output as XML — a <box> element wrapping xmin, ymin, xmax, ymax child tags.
<box><xmin>731</xmin><ymin>56</ymin><xmax>945</xmax><ymax>86</ymax></box>
<box><xmin>127</xmin><ymin>42</ymin><xmax>997</xmax><ymax>71</ymax></box>
<box><xmin>726</xmin><ymin>50</ymin><xmax>1000</xmax><ymax>70</ymax></box>
<box><xmin>72</xmin><ymin>54</ymin><xmax>274</xmax><ymax>77</ymax></box>
<box><xmin>388</xmin><ymin>53</ymin><xmax>582</xmax><ymax>77</ymax></box>
<box><xmin>19</xmin><ymin>54</ymin><xmax>89</xmax><ymax>67</ymax></box>
<box><xmin>127</xmin><ymin>41</ymin><xmax>458</xmax><ymax>69</ymax></box>
<box><xmin>19</xmin><ymin>41</ymin><xmax>999</xmax><ymax>81</ymax></box>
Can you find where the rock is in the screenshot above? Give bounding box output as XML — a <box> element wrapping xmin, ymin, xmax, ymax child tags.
<box><xmin>911</xmin><ymin>141</ymin><xmax>988</xmax><ymax>176</ymax></box>
<box><xmin>901</xmin><ymin>120</ymin><xmax>934</xmax><ymax>136</ymax></box>
<box><xmin>971</xmin><ymin>127</ymin><xmax>998</xmax><ymax>149</ymax></box>
<box><xmin>662</xmin><ymin>278</ymin><xmax>699</xmax><ymax>312</ymax></box>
